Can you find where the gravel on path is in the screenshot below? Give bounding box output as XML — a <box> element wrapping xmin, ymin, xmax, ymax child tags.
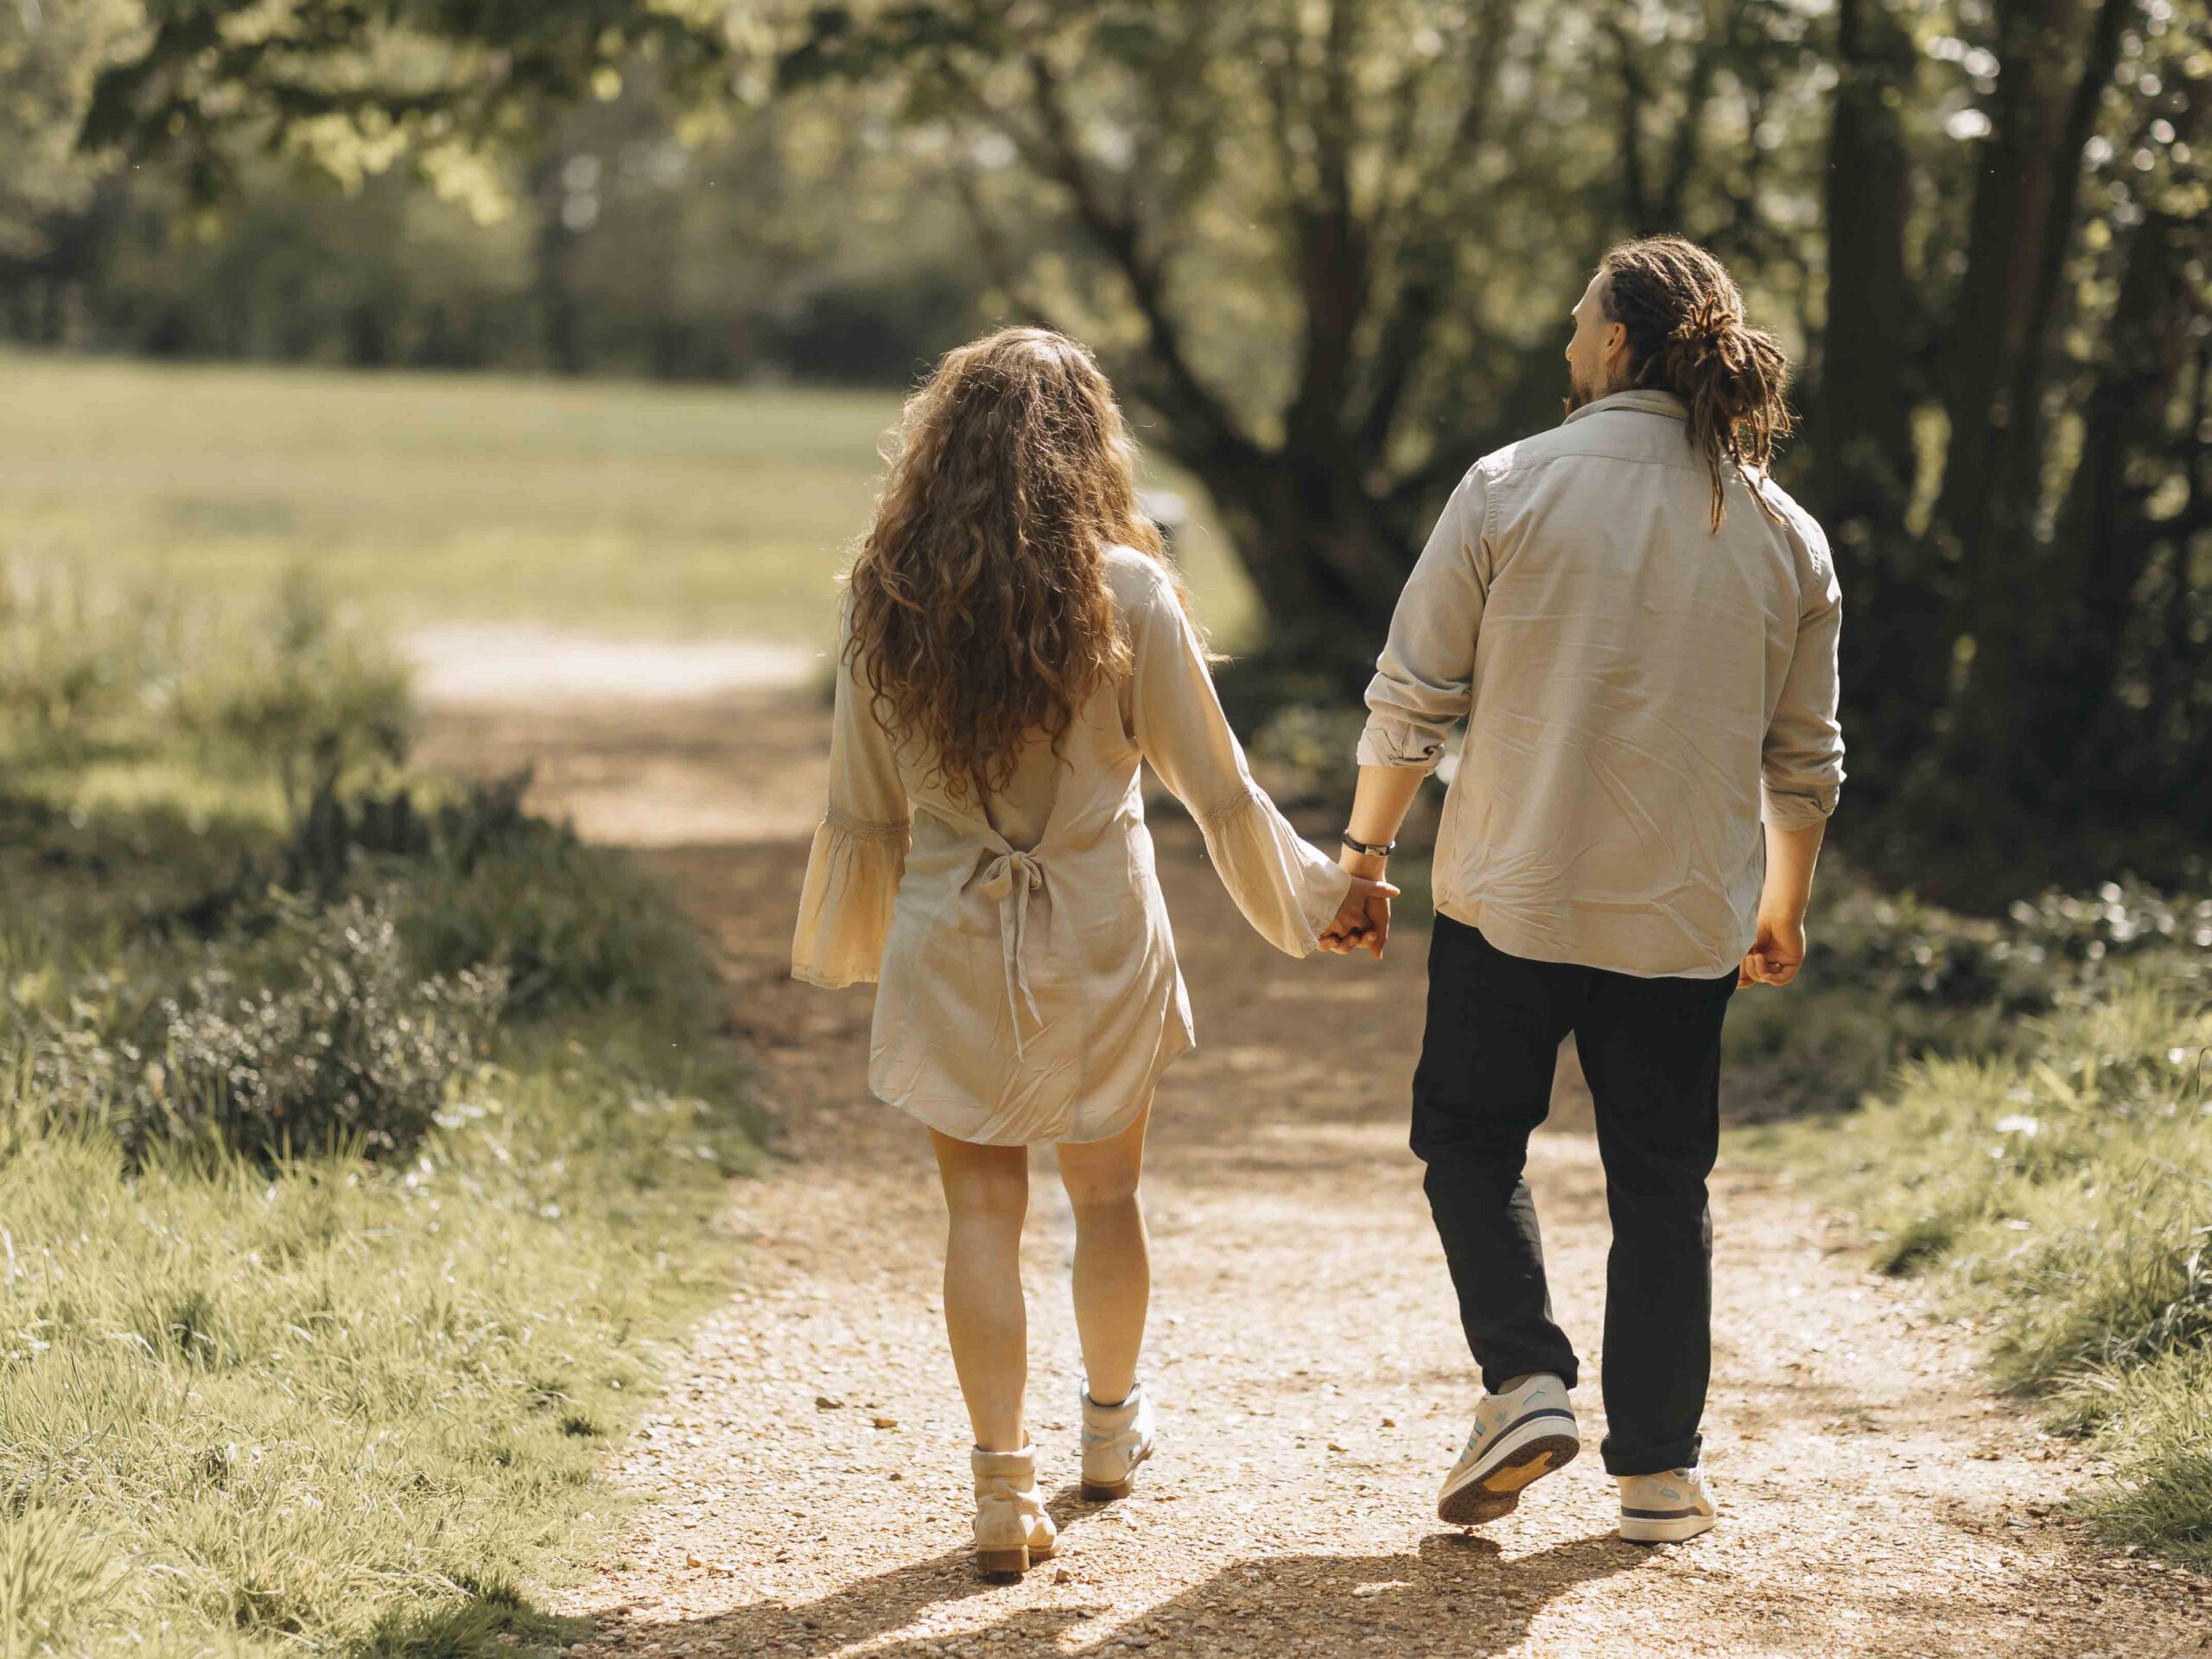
<box><xmin>429</xmin><ymin>684</ymin><xmax>2211</xmax><ymax>1659</ymax></box>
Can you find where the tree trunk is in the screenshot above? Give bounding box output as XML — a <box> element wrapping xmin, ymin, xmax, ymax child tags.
<box><xmin>1817</xmin><ymin>0</ymin><xmax>1940</xmax><ymax>785</ymax></box>
<box><xmin>1197</xmin><ymin>445</ymin><xmax>1424</xmax><ymax>686</ymax></box>
<box><xmin>2033</xmin><ymin>74</ymin><xmax>2212</xmax><ymax>810</ymax></box>
<box><xmin>1936</xmin><ymin>0</ymin><xmax>2130</xmax><ymax>784</ymax></box>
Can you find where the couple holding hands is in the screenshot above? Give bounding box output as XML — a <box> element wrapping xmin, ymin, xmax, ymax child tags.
<box><xmin>791</xmin><ymin>234</ymin><xmax>1845</xmax><ymax>1578</ymax></box>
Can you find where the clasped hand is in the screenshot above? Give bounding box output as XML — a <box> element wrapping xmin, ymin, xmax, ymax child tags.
<box><xmin>1319</xmin><ymin>874</ymin><xmax>1396</xmax><ymax>959</ymax></box>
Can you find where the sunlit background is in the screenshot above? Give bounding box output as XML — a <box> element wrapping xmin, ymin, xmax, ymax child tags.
<box><xmin>4</xmin><ymin>5</ymin><xmax>2211</xmax><ymax>1655</ymax></box>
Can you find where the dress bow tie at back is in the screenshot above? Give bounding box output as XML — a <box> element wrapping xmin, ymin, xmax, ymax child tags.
<box><xmin>977</xmin><ymin>849</ymin><xmax>1046</xmax><ymax>1058</ymax></box>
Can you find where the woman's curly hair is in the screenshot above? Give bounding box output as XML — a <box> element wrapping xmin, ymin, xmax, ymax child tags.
<box><xmin>843</xmin><ymin>327</ymin><xmax>1175</xmax><ymax>804</ymax></box>
<box><xmin>1599</xmin><ymin>236</ymin><xmax>1795</xmax><ymax>529</ymax></box>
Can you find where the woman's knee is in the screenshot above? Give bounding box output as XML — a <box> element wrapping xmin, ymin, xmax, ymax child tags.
<box><xmin>1059</xmin><ymin>1160</ymin><xmax>1142</xmax><ymax>1211</ymax></box>
<box><xmin>935</xmin><ymin>1139</ymin><xmax>1029</xmax><ymax>1224</ymax></box>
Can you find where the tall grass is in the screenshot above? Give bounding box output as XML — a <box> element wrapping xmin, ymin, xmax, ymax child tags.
<box><xmin>1</xmin><ymin>1060</ymin><xmax>746</xmax><ymax>1656</ymax></box>
<box><xmin>1756</xmin><ymin>976</ymin><xmax>2212</xmax><ymax>1566</ymax></box>
<box><xmin>0</xmin><ymin>563</ymin><xmax>756</xmax><ymax>1656</ymax></box>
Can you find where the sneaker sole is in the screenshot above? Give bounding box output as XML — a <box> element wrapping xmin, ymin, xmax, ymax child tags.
<box><xmin>1619</xmin><ymin>1509</ymin><xmax>1717</xmax><ymax>1545</ymax></box>
<box><xmin>1437</xmin><ymin>1431</ymin><xmax>1580</xmax><ymax>1526</ymax></box>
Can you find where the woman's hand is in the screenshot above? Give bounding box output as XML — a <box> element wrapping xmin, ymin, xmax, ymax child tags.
<box><xmin>1320</xmin><ymin>874</ymin><xmax>1398</xmax><ymax>959</ymax></box>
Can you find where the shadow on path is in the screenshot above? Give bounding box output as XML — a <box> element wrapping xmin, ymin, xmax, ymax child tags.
<box><xmin>605</xmin><ymin>1527</ymin><xmax>1653</xmax><ymax>1658</ymax></box>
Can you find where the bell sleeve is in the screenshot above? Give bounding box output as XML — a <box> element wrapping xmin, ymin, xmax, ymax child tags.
<box><xmin>1125</xmin><ymin>562</ymin><xmax>1353</xmax><ymax>956</ymax></box>
<box><xmin>791</xmin><ymin>636</ymin><xmax>911</xmax><ymax>988</ymax></box>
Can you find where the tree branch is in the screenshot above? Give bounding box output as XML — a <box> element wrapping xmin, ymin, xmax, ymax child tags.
<box><xmin>1352</xmin><ymin>0</ymin><xmax>1516</xmax><ymax>459</ymax></box>
<box><xmin>1014</xmin><ymin>48</ymin><xmax>1258</xmax><ymax>463</ymax></box>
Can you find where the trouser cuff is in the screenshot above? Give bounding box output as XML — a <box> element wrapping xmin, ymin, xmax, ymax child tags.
<box><xmin>1601</xmin><ymin>1432</ymin><xmax>1702</xmax><ymax>1477</ymax></box>
<box><xmin>1478</xmin><ymin>1351</ymin><xmax>1580</xmax><ymax>1395</ymax></box>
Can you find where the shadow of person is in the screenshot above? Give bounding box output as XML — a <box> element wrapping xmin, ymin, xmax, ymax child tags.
<box><xmin>1058</xmin><ymin>1531</ymin><xmax>1656</xmax><ymax>1657</ymax></box>
<box><xmin>616</xmin><ymin>1526</ymin><xmax>1652</xmax><ymax>1659</ymax></box>
<box><xmin>587</xmin><ymin>1543</ymin><xmax>999</xmax><ymax>1659</ymax></box>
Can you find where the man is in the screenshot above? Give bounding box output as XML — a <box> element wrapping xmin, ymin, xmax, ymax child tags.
<box><xmin>1320</xmin><ymin>236</ymin><xmax>1844</xmax><ymax>1544</ymax></box>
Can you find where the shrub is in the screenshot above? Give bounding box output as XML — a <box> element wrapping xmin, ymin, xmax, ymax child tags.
<box><xmin>266</xmin><ymin>769</ymin><xmax>715</xmax><ymax>1021</ymax></box>
<box><xmin>12</xmin><ymin>898</ymin><xmax>504</xmax><ymax>1162</ymax></box>
<box><xmin>183</xmin><ymin>570</ymin><xmax>414</xmax><ymax>830</ymax></box>
<box><xmin>0</xmin><ymin>560</ymin><xmax>192</xmax><ymax>763</ymax></box>
<box><xmin>1726</xmin><ymin>874</ymin><xmax>2211</xmax><ymax>1116</ymax></box>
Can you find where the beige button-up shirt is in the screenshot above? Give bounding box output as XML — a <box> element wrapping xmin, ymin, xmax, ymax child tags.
<box><xmin>1359</xmin><ymin>389</ymin><xmax>1845</xmax><ymax>979</ymax></box>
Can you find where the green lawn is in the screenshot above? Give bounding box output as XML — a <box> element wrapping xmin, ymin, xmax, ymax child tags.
<box><xmin>0</xmin><ymin>353</ymin><xmax>1257</xmax><ymax>646</ymax></box>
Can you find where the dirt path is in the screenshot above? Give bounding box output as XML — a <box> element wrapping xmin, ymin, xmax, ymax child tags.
<box><xmin>421</xmin><ymin>682</ymin><xmax>2210</xmax><ymax>1659</ymax></box>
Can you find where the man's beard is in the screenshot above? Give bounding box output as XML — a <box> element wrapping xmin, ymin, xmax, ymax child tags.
<box><xmin>1564</xmin><ymin>367</ymin><xmax>1600</xmax><ymax>415</ymax></box>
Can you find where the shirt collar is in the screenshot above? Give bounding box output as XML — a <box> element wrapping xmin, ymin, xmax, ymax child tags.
<box><xmin>1561</xmin><ymin>388</ymin><xmax>1688</xmax><ymax>427</ymax></box>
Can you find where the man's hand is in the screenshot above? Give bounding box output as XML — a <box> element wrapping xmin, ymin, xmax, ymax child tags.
<box><xmin>1320</xmin><ymin>874</ymin><xmax>1397</xmax><ymax>959</ymax></box>
<box><xmin>1738</xmin><ymin>911</ymin><xmax>1807</xmax><ymax>987</ymax></box>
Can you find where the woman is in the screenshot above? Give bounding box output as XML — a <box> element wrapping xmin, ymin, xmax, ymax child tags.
<box><xmin>791</xmin><ymin>327</ymin><xmax>1387</xmax><ymax>1578</ymax></box>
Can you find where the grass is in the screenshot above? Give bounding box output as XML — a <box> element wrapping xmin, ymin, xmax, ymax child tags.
<box><xmin>0</xmin><ymin>1052</ymin><xmax>744</xmax><ymax>1657</ymax></box>
<box><xmin>0</xmin><ymin>567</ymin><xmax>760</xmax><ymax>1657</ymax></box>
<box><xmin>0</xmin><ymin>352</ymin><xmax>1259</xmax><ymax>647</ymax></box>
<box><xmin>1745</xmin><ymin>975</ymin><xmax>2212</xmax><ymax>1567</ymax></box>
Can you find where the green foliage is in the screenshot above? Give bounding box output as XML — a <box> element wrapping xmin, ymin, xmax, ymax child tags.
<box><xmin>0</xmin><ymin>565</ymin><xmax>756</xmax><ymax>1656</ymax></box>
<box><xmin>143</xmin><ymin>897</ymin><xmax>505</xmax><ymax>1160</ymax></box>
<box><xmin>64</xmin><ymin>0</ymin><xmax>2212</xmax><ymax>891</ymax></box>
<box><xmin>0</xmin><ymin>1045</ymin><xmax>747</xmax><ymax>1659</ymax></box>
<box><xmin>1725</xmin><ymin>874</ymin><xmax>2212</xmax><ymax>1118</ymax></box>
<box><xmin>190</xmin><ymin>571</ymin><xmax>414</xmax><ymax>830</ymax></box>
<box><xmin>1755</xmin><ymin>974</ymin><xmax>2212</xmax><ymax>1567</ymax></box>
<box><xmin>0</xmin><ymin>560</ymin><xmax>192</xmax><ymax>763</ymax></box>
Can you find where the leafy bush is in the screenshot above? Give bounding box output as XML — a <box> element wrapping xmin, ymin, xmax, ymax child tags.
<box><xmin>1726</xmin><ymin>874</ymin><xmax>2211</xmax><ymax>1117</ymax></box>
<box><xmin>0</xmin><ymin>560</ymin><xmax>192</xmax><ymax>762</ymax></box>
<box><xmin>149</xmin><ymin>898</ymin><xmax>505</xmax><ymax>1160</ymax></box>
<box><xmin>269</xmin><ymin>770</ymin><xmax>716</xmax><ymax>1021</ymax></box>
<box><xmin>11</xmin><ymin>898</ymin><xmax>504</xmax><ymax>1162</ymax></box>
<box><xmin>181</xmin><ymin>570</ymin><xmax>414</xmax><ymax>828</ymax></box>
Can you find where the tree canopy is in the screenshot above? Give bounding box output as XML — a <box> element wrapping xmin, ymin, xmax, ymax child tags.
<box><xmin>52</xmin><ymin>0</ymin><xmax>2212</xmax><ymax>895</ymax></box>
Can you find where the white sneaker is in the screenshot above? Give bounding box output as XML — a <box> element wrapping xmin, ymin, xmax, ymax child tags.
<box><xmin>1618</xmin><ymin>1465</ymin><xmax>1718</xmax><ymax>1543</ymax></box>
<box><xmin>1079</xmin><ymin>1382</ymin><xmax>1155</xmax><ymax>1501</ymax></box>
<box><xmin>1436</xmin><ymin>1373</ymin><xmax>1580</xmax><ymax>1525</ymax></box>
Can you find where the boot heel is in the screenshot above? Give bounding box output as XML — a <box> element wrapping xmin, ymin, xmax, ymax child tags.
<box><xmin>970</xmin><ymin>1442</ymin><xmax>1053</xmax><ymax>1580</ymax></box>
<box><xmin>1080</xmin><ymin>1478</ymin><xmax>1132</xmax><ymax>1502</ymax></box>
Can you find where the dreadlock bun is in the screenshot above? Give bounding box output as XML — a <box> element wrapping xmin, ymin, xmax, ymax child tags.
<box><xmin>1599</xmin><ymin>237</ymin><xmax>1794</xmax><ymax>530</ymax></box>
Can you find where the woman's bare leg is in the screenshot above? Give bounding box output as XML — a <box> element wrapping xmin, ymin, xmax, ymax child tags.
<box><xmin>930</xmin><ymin>1130</ymin><xmax>1032</xmax><ymax>1452</ymax></box>
<box><xmin>1056</xmin><ymin>1100</ymin><xmax>1153</xmax><ymax>1406</ymax></box>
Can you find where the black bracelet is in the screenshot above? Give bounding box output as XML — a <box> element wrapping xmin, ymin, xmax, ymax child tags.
<box><xmin>1340</xmin><ymin>832</ymin><xmax>1396</xmax><ymax>856</ymax></box>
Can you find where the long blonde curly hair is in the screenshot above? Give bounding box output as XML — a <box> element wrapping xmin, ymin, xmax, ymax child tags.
<box><xmin>844</xmin><ymin>327</ymin><xmax>1175</xmax><ymax>804</ymax></box>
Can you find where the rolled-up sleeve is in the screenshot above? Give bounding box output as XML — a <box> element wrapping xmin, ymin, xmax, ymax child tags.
<box><xmin>1357</xmin><ymin>465</ymin><xmax>1491</xmax><ymax>772</ymax></box>
<box><xmin>1762</xmin><ymin>537</ymin><xmax>1845</xmax><ymax>830</ymax></box>
<box><xmin>791</xmin><ymin>628</ymin><xmax>911</xmax><ymax>988</ymax></box>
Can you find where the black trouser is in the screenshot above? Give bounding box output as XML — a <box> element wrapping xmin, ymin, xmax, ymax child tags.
<box><xmin>1410</xmin><ymin>915</ymin><xmax>1737</xmax><ymax>1477</ymax></box>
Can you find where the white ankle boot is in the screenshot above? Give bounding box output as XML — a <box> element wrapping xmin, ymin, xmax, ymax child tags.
<box><xmin>1079</xmin><ymin>1382</ymin><xmax>1155</xmax><ymax>1501</ymax></box>
<box><xmin>970</xmin><ymin>1443</ymin><xmax>1056</xmax><ymax>1577</ymax></box>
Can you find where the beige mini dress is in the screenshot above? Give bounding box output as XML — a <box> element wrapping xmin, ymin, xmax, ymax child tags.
<box><xmin>791</xmin><ymin>545</ymin><xmax>1352</xmax><ymax>1146</ymax></box>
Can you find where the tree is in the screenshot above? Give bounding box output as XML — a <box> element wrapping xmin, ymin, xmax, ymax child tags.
<box><xmin>73</xmin><ymin>0</ymin><xmax>2212</xmax><ymax>894</ymax></box>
